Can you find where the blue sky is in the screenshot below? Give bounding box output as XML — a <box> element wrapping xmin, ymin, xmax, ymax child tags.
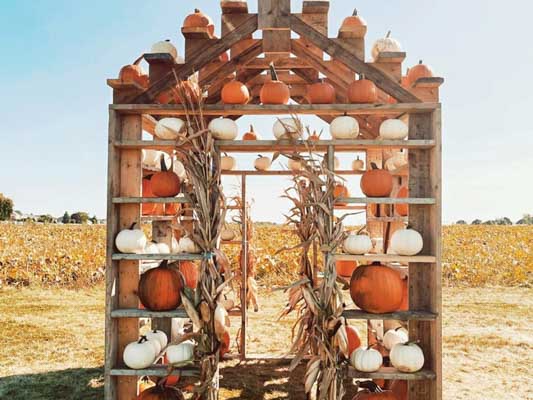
<box><xmin>0</xmin><ymin>0</ymin><xmax>531</xmax><ymax>223</ymax></box>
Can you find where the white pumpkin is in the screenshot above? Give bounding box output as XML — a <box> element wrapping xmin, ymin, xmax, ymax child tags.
<box><xmin>123</xmin><ymin>336</ymin><xmax>156</xmax><ymax>369</ymax></box>
<box><xmin>254</xmin><ymin>155</ymin><xmax>271</xmax><ymax>171</ymax></box>
<box><xmin>330</xmin><ymin>116</ymin><xmax>359</xmax><ymax>139</ymax></box>
<box><xmin>390</xmin><ymin>342</ymin><xmax>425</xmax><ymax>372</ymax></box>
<box><xmin>208</xmin><ymin>118</ymin><xmax>238</xmax><ymax>140</ymax></box>
<box><xmin>144</xmin><ymin>242</ymin><xmax>160</xmax><ymax>254</ymax></box>
<box><xmin>171</xmin><ymin>237</ymin><xmax>180</xmax><ymax>253</ymax></box>
<box><xmin>351</xmin><ymin>156</ymin><xmax>364</xmax><ymax>171</ymax></box>
<box><xmin>173</xmin><ymin>159</ymin><xmax>187</xmax><ymax>180</ymax></box>
<box><xmin>385</xmin><ymin>152</ymin><xmax>407</xmax><ymax>171</ymax></box>
<box><xmin>350</xmin><ymin>346</ymin><xmax>383</xmax><ymax>372</ymax></box>
<box><xmin>145</xmin><ymin>329</ymin><xmax>168</xmax><ymax>350</ymax></box>
<box><xmin>150</xmin><ymin>39</ymin><xmax>178</xmax><ymax>60</ymax></box>
<box><xmin>142</xmin><ymin>149</ymin><xmax>160</xmax><ymax>168</ymax></box>
<box><xmin>155</xmin><ymin>242</ymin><xmax>170</xmax><ymax>254</ymax></box>
<box><xmin>178</xmin><ymin>236</ymin><xmax>201</xmax><ymax>254</ymax></box>
<box><xmin>379</xmin><ymin>119</ymin><xmax>408</xmax><ymax>140</ymax></box>
<box><xmin>287</xmin><ymin>158</ymin><xmax>302</xmax><ymax>171</ymax></box>
<box><xmin>273</xmin><ymin>118</ymin><xmax>302</xmax><ymax>140</ymax></box>
<box><xmin>221</xmin><ymin>228</ymin><xmax>236</xmax><ymax>241</ymax></box>
<box><xmin>383</xmin><ymin>327</ymin><xmax>409</xmax><ymax>350</ymax></box>
<box><xmin>155</xmin><ymin>117</ymin><xmax>185</xmax><ymax>140</ymax></box>
<box><xmin>166</xmin><ymin>340</ymin><xmax>195</xmax><ymax>364</ymax></box>
<box><xmin>371</xmin><ymin>31</ymin><xmax>402</xmax><ymax>61</ymax></box>
<box><xmin>390</xmin><ymin>227</ymin><xmax>423</xmax><ymax>256</ymax></box>
<box><xmin>221</xmin><ymin>155</ymin><xmax>236</xmax><ymax>171</ymax></box>
<box><xmin>145</xmin><ymin>337</ymin><xmax>162</xmax><ymax>356</ymax></box>
<box><xmin>115</xmin><ymin>223</ymin><xmax>147</xmax><ymax>254</ymax></box>
<box><xmin>343</xmin><ymin>232</ymin><xmax>373</xmax><ymax>255</ymax></box>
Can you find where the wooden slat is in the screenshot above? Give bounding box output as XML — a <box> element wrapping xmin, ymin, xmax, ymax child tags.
<box><xmin>243</xmin><ymin>57</ymin><xmax>310</xmax><ymax>69</ymax></box>
<box><xmin>336</xmin><ymin>197</ymin><xmax>435</xmax><ymax>205</ymax></box>
<box><xmin>111</xmin><ymin>309</ymin><xmax>188</xmax><ymax>318</ymax></box>
<box><xmin>342</xmin><ymin>310</ymin><xmax>437</xmax><ymax>321</ymax></box>
<box><xmin>111</xmin><ymin>365</ymin><xmax>199</xmax><ymax>377</ymax></box>
<box><xmin>302</xmin><ymin>1</ymin><xmax>330</xmax><ymax>14</ymax></box>
<box><xmin>112</xmin><ymin>253</ymin><xmax>208</xmax><ymax>261</ymax></box>
<box><xmin>290</xmin><ymin>15</ymin><xmax>421</xmax><ymax>103</ymax></box>
<box><xmin>332</xmin><ymin>254</ymin><xmax>436</xmax><ymax>263</ymax></box>
<box><xmin>347</xmin><ymin>367</ymin><xmax>436</xmax><ymax>380</ymax></box>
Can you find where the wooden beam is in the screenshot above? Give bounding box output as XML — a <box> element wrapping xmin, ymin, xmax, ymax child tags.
<box><xmin>302</xmin><ymin>1</ymin><xmax>330</xmax><ymax>14</ymax></box>
<box><xmin>243</xmin><ymin>57</ymin><xmax>310</xmax><ymax>69</ymax></box>
<box><xmin>258</xmin><ymin>0</ymin><xmax>290</xmax><ymax>29</ymax></box>
<box><xmin>291</xmin><ymin>15</ymin><xmax>422</xmax><ymax>103</ymax></box>
<box><xmin>131</xmin><ymin>14</ymin><xmax>258</xmax><ymax>104</ymax></box>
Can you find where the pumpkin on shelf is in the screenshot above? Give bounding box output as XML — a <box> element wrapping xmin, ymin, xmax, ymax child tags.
<box><xmin>360</xmin><ymin>163</ymin><xmax>393</xmax><ymax>197</ymax></box>
<box><xmin>346</xmin><ymin>325</ymin><xmax>362</xmax><ymax>355</ymax></box>
<box><xmin>144</xmin><ymin>242</ymin><xmax>160</xmax><ymax>255</ymax></box>
<box><xmin>350</xmin><ymin>262</ymin><xmax>404</xmax><ymax>313</ymax></box>
<box><xmin>221</xmin><ymin>80</ymin><xmax>250</xmax><ymax>104</ymax></box>
<box><xmin>333</xmin><ymin>182</ymin><xmax>350</xmax><ymax>205</ymax></box>
<box><xmin>220</xmin><ymin>226</ymin><xmax>236</xmax><ymax>241</ymax></box>
<box><xmin>384</xmin><ymin>152</ymin><xmax>407</xmax><ymax>171</ymax></box>
<box><xmin>383</xmin><ymin>326</ymin><xmax>409</xmax><ymax>350</ymax></box>
<box><xmin>123</xmin><ymin>336</ymin><xmax>156</xmax><ymax>369</ymax></box>
<box><xmin>138</xmin><ymin>376</ymin><xmax>155</xmax><ymax>393</ymax></box>
<box><xmin>243</xmin><ymin>125</ymin><xmax>259</xmax><ymax>140</ymax></box>
<box><xmin>395</xmin><ymin>186</ymin><xmax>409</xmax><ymax>216</ymax></box>
<box><xmin>254</xmin><ymin>154</ymin><xmax>271</xmax><ymax>171</ymax></box>
<box><xmin>182</xmin><ymin>8</ymin><xmax>215</xmax><ymax>36</ymax></box>
<box><xmin>164</xmin><ymin>202</ymin><xmax>181</xmax><ymax>216</ymax></box>
<box><xmin>138</xmin><ymin>384</ymin><xmax>184</xmax><ymax>400</ymax></box>
<box><xmin>344</xmin><ymin>229</ymin><xmax>373</xmax><ymax>255</ymax></box>
<box><xmin>390</xmin><ymin>341</ymin><xmax>425</xmax><ymax>373</ymax></box>
<box><xmin>273</xmin><ymin>118</ymin><xmax>302</xmax><ymax>140</ymax></box>
<box><xmin>118</xmin><ymin>55</ymin><xmax>148</xmax><ymax>88</ymax></box>
<box><xmin>406</xmin><ymin>60</ymin><xmax>434</xmax><ymax>87</ymax></box>
<box><xmin>287</xmin><ymin>156</ymin><xmax>303</xmax><ymax>172</ymax></box>
<box><xmin>307</xmin><ymin>78</ymin><xmax>336</xmax><ymax>104</ymax></box>
<box><xmin>208</xmin><ymin>117</ymin><xmax>238</xmax><ymax>140</ymax></box>
<box><xmin>352</xmin><ymin>381</ymin><xmax>398</xmax><ymax>399</ymax></box>
<box><xmin>115</xmin><ymin>223</ymin><xmax>147</xmax><ymax>254</ymax></box>
<box><xmin>348</xmin><ymin>75</ymin><xmax>378</xmax><ymax>104</ymax></box>
<box><xmin>151</xmin><ymin>155</ymin><xmax>181</xmax><ymax>197</ymax></box>
<box><xmin>145</xmin><ymin>330</ymin><xmax>168</xmax><ymax>351</ymax></box>
<box><xmin>371</xmin><ymin>31</ymin><xmax>403</xmax><ymax>61</ymax></box>
<box><xmin>154</xmin><ymin>118</ymin><xmax>186</xmax><ymax>140</ymax></box>
<box><xmin>390</xmin><ymin>226</ymin><xmax>423</xmax><ymax>256</ymax></box>
<box><xmin>138</xmin><ymin>260</ymin><xmax>183</xmax><ymax>311</ymax></box>
<box><xmin>351</xmin><ymin>156</ymin><xmax>365</xmax><ymax>171</ymax></box>
<box><xmin>390</xmin><ymin>380</ymin><xmax>407</xmax><ymax>400</ymax></box>
<box><xmin>150</xmin><ymin>39</ymin><xmax>178</xmax><ymax>60</ymax></box>
<box><xmin>142</xmin><ymin>175</ymin><xmax>165</xmax><ymax>216</ymax></box>
<box><xmin>178</xmin><ymin>261</ymin><xmax>199</xmax><ymax>289</ymax></box>
<box><xmin>142</xmin><ymin>150</ymin><xmax>164</xmax><ymax>169</ymax></box>
<box><xmin>339</xmin><ymin>9</ymin><xmax>367</xmax><ymax>38</ymax></box>
<box><xmin>221</xmin><ymin>153</ymin><xmax>236</xmax><ymax>171</ymax></box>
<box><xmin>177</xmin><ymin>236</ymin><xmax>201</xmax><ymax>254</ymax></box>
<box><xmin>350</xmin><ymin>345</ymin><xmax>383</xmax><ymax>372</ymax></box>
<box><xmin>260</xmin><ymin>63</ymin><xmax>290</xmax><ymax>105</ymax></box>
<box><xmin>379</xmin><ymin>119</ymin><xmax>408</xmax><ymax>140</ymax></box>
<box><xmin>336</xmin><ymin>259</ymin><xmax>358</xmax><ymax>278</ymax></box>
<box><xmin>330</xmin><ymin>115</ymin><xmax>359</xmax><ymax>139</ymax></box>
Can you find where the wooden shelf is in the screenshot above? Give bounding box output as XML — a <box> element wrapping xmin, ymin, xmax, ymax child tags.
<box><xmin>141</xmin><ymin>215</ymin><xmax>177</xmax><ymax>222</ymax></box>
<box><xmin>181</xmin><ymin>26</ymin><xmax>213</xmax><ymax>39</ymax></box>
<box><xmin>366</xmin><ymin>216</ymin><xmax>409</xmax><ymax>222</ymax></box>
<box><xmin>413</xmin><ymin>77</ymin><xmax>445</xmax><ymax>89</ymax></box>
<box><xmin>143</xmin><ymin>53</ymin><xmax>175</xmax><ymax>65</ymax></box>
<box><xmin>373</xmin><ymin>52</ymin><xmax>406</xmax><ymax>64</ymax></box>
<box><xmin>111</xmin><ymin>309</ymin><xmax>188</xmax><ymax>318</ymax></box>
<box><xmin>336</xmin><ymin>197</ymin><xmax>435</xmax><ymax>205</ymax></box>
<box><xmin>110</xmin><ymin>103</ymin><xmax>440</xmax><ymax>116</ymax></box>
<box><xmin>347</xmin><ymin>367</ymin><xmax>436</xmax><ymax>380</ymax></box>
<box><xmin>110</xmin><ymin>365</ymin><xmax>199</xmax><ymax>377</ymax></box>
<box><xmin>342</xmin><ymin>310</ymin><xmax>437</xmax><ymax>321</ymax></box>
<box><xmin>112</xmin><ymin>253</ymin><xmax>207</xmax><ymax>261</ymax></box>
<box><xmin>112</xmin><ymin>197</ymin><xmax>189</xmax><ymax>204</ymax></box>
<box><xmin>334</xmin><ymin>205</ymin><xmax>367</xmax><ymax>211</ymax></box>
<box><xmin>107</xmin><ymin>79</ymin><xmax>145</xmax><ymax>91</ymax></box>
<box><xmin>332</xmin><ymin>254</ymin><xmax>436</xmax><ymax>263</ymax></box>
<box><xmin>303</xmin><ymin>1</ymin><xmax>330</xmax><ymax>14</ymax></box>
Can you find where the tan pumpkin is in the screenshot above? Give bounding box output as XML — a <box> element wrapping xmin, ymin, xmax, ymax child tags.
<box><xmin>348</xmin><ymin>75</ymin><xmax>378</xmax><ymax>104</ymax></box>
<box><xmin>360</xmin><ymin>163</ymin><xmax>393</xmax><ymax>197</ymax></box>
<box><xmin>308</xmin><ymin>79</ymin><xmax>336</xmax><ymax>104</ymax></box>
<box><xmin>260</xmin><ymin>63</ymin><xmax>290</xmax><ymax>105</ymax></box>
<box><xmin>151</xmin><ymin>155</ymin><xmax>181</xmax><ymax>197</ymax></box>
<box><xmin>221</xmin><ymin>80</ymin><xmax>250</xmax><ymax>104</ymax></box>
<box><xmin>183</xmin><ymin>8</ymin><xmax>214</xmax><ymax>36</ymax></box>
<box><xmin>138</xmin><ymin>260</ymin><xmax>183</xmax><ymax>311</ymax></box>
<box><xmin>406</xmin><ymin>60</ymin><xmax>434</xmax><ymax>87</ymax></box>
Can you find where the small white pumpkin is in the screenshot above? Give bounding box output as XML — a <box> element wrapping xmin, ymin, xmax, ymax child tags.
<box><xmin>145</xmin><ymin>337</ymin><xmax>162</xmax><ymax>356</ymax></box>
<box><xmin>150</xmin><ymin>39</ymin><xmax>178</xmax><ymax>60</ymax></box>
<box><xmin>343</xmin><ymin>232</ymin><xmax>373</xmax><ymax>255</ymax></box>
<box><xmin>166</xmin><ymin>340</ymin><xmax>195</xmax><ymax>364</ymax></box>
<box><xmin>273</xmin><ymin>118</ymin><xmax>302</xmax><ymax>140</ymax></box>
<box><xmin>142</xmin><ymin>149</ymin><xmax>161</xmax><ymax>168</ymax></box>
<box><xmin>287</xmin><ymin>157</ymin><xmax>302</xmax><ymax>171</ymax></box>
<box><xmin>178</xmin><ymin>236</ymin><xmax>201</xmax><ymax>254</ymax></box>
<box><xmin>221</xmin><ymin>227</ymin><xmax>236</xmax><ymax>241</ymax></box>
<box><xmin>115</xmin><ymin>223</ymin><xmax>147</xmax><ymax>254</ymax></box>
<box><xmin>350</xmin><ymin>346</ymin><xmax>383</xmax><ymax>372</ymax></box>
<box><xmin>144</xmin><ymin>242</ymin><xmax>160</xmax><ymax>254</ymax></box>
<box><xmin>145</xmin><ymin>329</ymin><xmax>168</xmax><ymax>350</ymax></box>
<box><xmin>221</xmin><ymin>154</ymin><xmax>236</xmax><ymax>171</ymax></box>
<box><xmin>390</xmin><ymin>227</ymin><xmax>423</xmax><ymax>256</ymax></box>
<box><xmin>208</xmin><ymin>117</ymin><xmax>238</xmax><ymax>140</ymax></box>
<box><xmin>371</xmin><ymin>31</ymin><xmax>402</xmax><ymax>61</ymax></box>
<box><xmin>173</xmin><ymin>159</ymin><xmax>187</xmax><ymax>180</ymax></box>
<box><xmin>383</xmin><ymin>326</ymin><xmax>409</xmax><ymax>350</ymax></box>
<box><xmin>379</xmin><ymin>119</ymin><xmax>408</xmax><ymax>140</ymax></box>
<box><xmin>351</xmin><ymin>156</ymin><xmax>365</xmax><ymax>171</ymax></box>
<box><xmin>390</xmin><ymin>342</ymin><xmax>425</xmax><ymax>372</ymax></box>
<box><xmin>330</xmin><ymin>115</ymin><xmax>359</xmax><ymax>139</ymax></box>
<box><xmin>155</xmin><ymin>242</ymin><xmax>170</xmax><ymax>254</ymax></box>
<box><xmin>123</xmin><ymin>336</ymin><xmax>156</xmax><ymax>369</ymax></box>
<box><xmin>155</xmin><ymin>117</ymin><xmax>185</xmax><ymax>140</ymax></box>
<box><xmin>254</xmin><ymin>155</ymin><xmax>271</xmax><ymax>171</ymax></box>
<box><xmin>385</xmin><ymin>152</ymin><xmax>407</xmax><ymax>171</ymax></box>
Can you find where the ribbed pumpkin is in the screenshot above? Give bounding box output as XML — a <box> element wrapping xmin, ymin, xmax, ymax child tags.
<box><xmin>348</xmin><ymin>75</ymin><xmax>378</xmax><ymax>104</ymax></box>
<box><xmin>243</xmin><ymin>125</ymin><xmax>258</xmax><ymax>140</ymax></box>
<box><xmin>350</xmin><ymin>262</ymin><xmax>404</xmax><ymax>313</ymax></box>
<box><xmin>260</xmin><ymin>63</ymin><xmax>290</xmax><ymax>105</ymax></box>
<box><xmin>178</xmin><ymin>261</ymin><xmax>199</xmax><ymax>289</ymax></box>
<box><xmin>138</xmin><ymin>384</ymin><xmax>184</xmax><ymax>400</ymax></box>
<box><xmin>138</xmin><ymin>260</ymin><xmax>182</xmax><ymax>311</ymax></box>
<box><xmin>308</xmin><ymin>79</ymin><xmax>336</xmax><ymax>104</ymax></box>
<box><xmin>183</xmin><ymin>8</ymin><xmax>214</xmax><ymax>36</ymax></box>
<box><xmin>406</xmin><ymin>60</ymin><xmax>434</xmax><ymax>87</ymax></box>
<box><xmin>221</xmin><ymin>80</ymin><xmax>250</xmax><ymax>104</ymax></box>
<box><xmin>333</xmin><ymin>183</ymin><xmax>350</xmax><ymax>206</ymax></box>
<box><xmin>142</xmin><ymin>175</ymin><xmax>165</xmax><ymax>216</ymax></box>
<box><xmin>352</xmin><ymin>381</ymin><xmax>399</xmax><ymax>400</ymax></box>
<box><xmin>336</xmin><ymin>260</ymin><xmax>358</xmax><ymax>278</ymax></box>
<box><xmin>151</xmin><ymin>156</ymin><xmax>181</xmax><ymax>197</ymax></box>
<box><xmin>360</xmin><ymin>163</ymin><xmax>393</xmax><ymax>197</ymax></box>
<box><xmin>395</xmin><ymin>186</ymin><xmax>409</xmax><ymax>216</ymax></box>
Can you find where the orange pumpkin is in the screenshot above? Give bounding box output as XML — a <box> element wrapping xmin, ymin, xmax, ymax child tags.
<box><xmin>220</xmin><ymin>330</ymin><xmax>230</xmax><ymax>357</ymax></box>
<box><xmin>164</xmin><ymin>203</ymin><xmax>181</xmax><ymax>216</ymax></box>
<box><xmin>346</xmin><ymin>325</ymin><xmax>362</xmax><ymax>354</ymax></box>
<box><xmin>138</xmin><ymin>260</ymin><xmax>182</xmax><ymax>311</ymax></box>
<box><xmin>308</xmin><ymin>130</ymin><xmax>321</xmax><ymax>141</ymax></box>
<box><xmin>395</xmin><ymin>186</ymin><xmax>409</xmax><ymax>216</ymax></box>
<box><xmin>340</xmin><ymin>9</ymin><xmax>367</xmax><ymax>35</ymax></box>
<box><xmin>243</xmin><ymin>125</ymin><xmax>258</xmax><ymax>140</ymax></box>
<box><xmin>333</xmin><ymin>183</ymin><xmax>350</xmax><ymax>205</ymax></box>
<box><xmin>142</xmin><ymin>175</ymin><xmax>165</xmax><ymax>216</ymax></box>
<box><xmin>219</xmin><ymin>51</ymin><xmax>229</xmax><ymax>62</ymax></box>
<box><xmin>183</xmin><ymin>8</ymin><xmax>214</xmax><ymax>36</ymax></box>
<box><xmin>221</xmin><ymin>80</ymin><xmax>250</xmax><ymax>104</ymax></box>
<box><xmin>308</xmin><ymin>79</ymin><xmax>336</xmax><ymax>104</ymax></box>
<box><xmin>399</xmin><ymin>277</ymin><xmax>408</xmax><ymax>311</ymax></box>
<box><xmin>138</xmin><ymin>376</ymin><xmax>155</xmax><ymax>393</ymax></box>
<box><xmin>260</xmin><ymin>63</ymin><xmax>290</xmax><ymax>105</ymax></box>
<box><xmin>348</xmin><ymin>75</ymin><xmax>378</xmax><ymax>104</ymax></box>
<box><xmin>151</xmin><ymin>156</ymin><xmax>181</xmax><ymax>197</ymax></box>
<box><xmin>352</xmin><ymin>380</ymin><xmax>399</xmax><ymax>400</ymax></box>
<box><xmin>138</xmin><ymin>384</ymin><xmax>184</xmax><ymax>400</ymax></box>
<box><xmin>360</xmin><ymin>163</ymin><xmax>393</xmax><ymax>197</ymax></box>
<box><xmin>350</xmin><ymin>262</ymin><xmax>404</xmax><ymax>313</ymax></box>
<box><xmin>406</xmin><ymin>60</ymin><xmax>434</xmax><ymax>87</ymax></box>
<box><xmin>118</xmin><ymin>55</ymin><xmax>147</xmax><ymax>88</ymax></box>
<box><xmin>336</xmin><ymin>260</ymin><xmax>357</xmax><ymax>278</ymax></box>
<box><xmin>179</xmin><ymin>261</ymin><xmax>199</xmax><ymax>289</ymax></box>
<box><xmin>390</xmin><ymin>380</ymin><xmax>407</xmax><ymax>400</ymax></box>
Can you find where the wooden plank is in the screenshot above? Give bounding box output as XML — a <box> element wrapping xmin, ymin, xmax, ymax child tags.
<box><xmin>132</xmin><ymin>14</ymin><xmax>258</xmax><ymax>104</ymax></box>
<box><xmin>302</xmin><ymin>1</ymin><xmax>330</xmax><ymax>14</ymax></box>
<box><xmin>290</xmin><ymin>15</ymin><xmax>421</xmax><ymax>103</ymax></box>
<box><xmin>263</xmin><ymin>30</ymin><xmax>291</xmax><ymax>54</ymax></box>
<box><xmin>111</xmin><ymin>366</ymin><xmax>199</xmax><ymax>377</ymax></box>
<box><xmin>342</xmin><ymin>310</ymin><xmax>437</xmax><ymax>321</ymax></box>
<box><xmin>258</xmin><ymin>0</ymin><xmax>290</xmax><ymax>29</ymax></box>
<box><xmin>116</xmin><ymin>114</ymin><xmax>143</xmax><ymax>399</ymax></box>
<box><xmin>141</xmin><ymin>114</ymin><xmax>157</xmax><ymax>135</ymax></box>
<box><xmin>111</xmin><ymin>309</ymin><xmax>188</xmax><ymax>318</ymax></box>
<box><xmin>332</xmin><ymin>254</ymin><xmax>436</xmax><ymax>263</ymax></box>
<box><xmin>112</xmin><ymin>197</ymin><xmax>189</xmax><ymax>204</ymax></box>
<box><xmin>374</xmin><ymin>52</ymin><xmax>406</xmax><ymax>64</ymax></box>
<box><xmin>221</xmin><ymin>1</ymin><xmax>249</xmax><ymax>14</ymax></box>
<box><xmin>243</xmin><ymin>57</ymin><xmax>309</xmax><ymax>70</ymax></box>
<box><xmin>107</xmin><ymin>79</ymin><xmax>145</xmax><ymax>91</ymax></box>
<box><xmin>112</xmin><ymin>253</ymin><xmax>207</xmax><ymax>261</ymax></box>
<box><xmin>337</xmin><ymin>197</ymin><xmax>435</xmax><ymax>205</ymax></box>
<box><xmin>347</xmin><ymin>367</ymin><xmax>436</xmax><ymax>380</ymax></box>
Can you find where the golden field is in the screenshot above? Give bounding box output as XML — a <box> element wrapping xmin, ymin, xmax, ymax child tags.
<box><xmin>0</xmin><ymin>223</ymin><xmax>531</xmax><ymax>288</ymax></box>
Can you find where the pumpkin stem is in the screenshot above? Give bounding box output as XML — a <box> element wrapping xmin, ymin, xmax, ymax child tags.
<box><xmin>352</xmin><ymin>8</ymin><xmax>358</xmax><ymax>16</ymax></box>
<box><xmin>165</xmin><ymin>39</ymin><xmax>170</xmax><ymax>42</ymax></box>
<box><xmin>268</xmin><ymin>62</ymin><xmax>279</xmax><ymax>81</ymax></box>
<box><xmin>386</xmin><ymin>30</ymin><xmax>392</xmax><ymax>38</ymax></box>
<box><xmin>249</xmin><ymin>124</ymin><xmax>254</xmax><ymax>132</ymax></box>
<box><xmin>138</xmin><ymin>335</ymin><xmax>148</xmax><ymax>344</ymax></box>
<box><xmin>370</xmin><ymin>162</ymin><xmax>379</xmax><ymax>170</ymax></box>
<box><xmin>160</xmin><ymin>154</ymin><xmax>169</xmax><ymax>172</ymax></box>
<box><xmin>359</xmin><ymin>73</ymin><xmax>366</xmax><ymax>80</ymax></box>
<box><xmin>194</xmin><ymin>8</ymin><xmax>200</xmax><ymax>13</ymax></box>
<box><xmin>419</xmin><ymin>59</ymin><xmax>423</xmax><ymax>64</ymax></box>
<box><xmin>129</xmin><ymin>222</ymin><xmax>137</xmax><ymax>230</ymax></box>
<box><xmin>358</xmin><ymin>380</ymin><xmax>381</xmax><ymax>392</ymax></box>
<box><xmin>160</xmin><ymin>260</ymin><xmax>169</xmax><ymax>268</ymax></box>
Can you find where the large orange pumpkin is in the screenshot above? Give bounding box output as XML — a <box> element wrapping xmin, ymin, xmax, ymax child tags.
<box><xmin>390</xmin><ymin>380</ymin><xmax>407</xmax><ymax>400</ymax></box>
<box><xmin>260</xmin><ymin>63</ymin><xmax>290</xmax><ymax>105</ymax></box>
<box><xmin>138</xmin><ymin>384</ymin><xmax>184</xmax><ymax>400</ymax></box>
<box><xmin>399</xmin><ymin>277</ymin><xmax>408</xmax><ymax>311</ymax></box>
<box><xmin>151</xmin><ymin>156</ymin><xmax>181</xmax><ymax>197</ymax></box>
<box><xmin>346</xmin><ymin>325</ymin><xmax>362</xmax><ymax>354</ymax></box>
<box><xmin>360</xmin><ymin>163</ymin><xmax>393</xmax><ymax>197</ymax></box>
<box><xmin>138</xmin><ymin>260</ymin><xmax>183</xmax><ymax>311</ymax></box>
<box><xmin>142</xmin><ymin>175</ymin><xmax>165</xmax><ymax>216</ymax></box>
<box><xmin>340</xmin><ymin>9</ymin><xmax>367</xmax><ymax>36</ymax></box>
<box><xmin>406</xmin><ymin>60</ymin><xmax>434</xmax><ymax>87</ymax></box>
<box><xmin>350</xmin><ymin>262</ymin><xmax>404</xmax><ymax>313</ymax></box>
<box><xmin>118</xmin><ymin>55</ymin><xmax>147</xmax><ymax>88</ymax></box>
<box><xmin>395</xmin><ymin>186</ymin><xmax>409</xmax><ymax>216</ymax></box>
<box><xmin>352</xmin><ymin>381</ymin><xmax>399</xmax><ymax>400</ymax></box>
<box><xmin>333</xmin><ymin>183</ymin><xmax>350</xmax><ymax>206</ymax></box>
<box><xmin>221</xmin><ymin>80</ymin><xmax>250</xmax><ymax>104</ymax></box>
<box><xmin>179</xmin><ymin>261</ymin><xmax>199</xmax><ymax>289</ymax></box>
<box><xmin>308</xmin><ymin>79</ymin><xmax>336</xmax><ymax>104</ymax></box>
<box><xmin>183</xmin><ymin>8</ymin><xmax>214</xmax><ymax>36</ymax></box>
<box><xmin>348</xmin><ymin>75</ymin><xmax>378</xmax><ymax>104</ymax></box>
<box><xmin>243</xmin><ymin>125</ymin><xmax>258</xmax><ymax>141</ymax></box>
<box><xmin>336</xmin><ymin>260</ymin><xmax>357</xmax><ymax>278</ymax></box>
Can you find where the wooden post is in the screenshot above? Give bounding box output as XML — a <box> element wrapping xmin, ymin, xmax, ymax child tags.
<box><xmin>240</xmin><ymin>175</ymin><xmax>247</xmax><ymax>360</ymax></box>
<box><xmin>259</xmin><ymin>0</ymin><xmax>291</xmax><ymax>55</ymax></box>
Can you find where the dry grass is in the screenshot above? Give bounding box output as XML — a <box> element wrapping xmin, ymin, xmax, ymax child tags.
<box><xmin>1</xmin><ymin>285</ymin><xmax>532</xmax><ymax>399</ymax></box>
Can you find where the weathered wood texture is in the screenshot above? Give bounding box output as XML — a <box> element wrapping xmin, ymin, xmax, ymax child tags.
<box><xmin>258</xmin><ymin>0</ymin><xmax>290</xmax><ymax>29</ymax></box>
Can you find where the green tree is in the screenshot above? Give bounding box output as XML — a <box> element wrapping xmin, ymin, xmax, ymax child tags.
<box><xmin>38</xmin><ymin>214</ymin><xmax>54</xmax><ymax>223</ymax></box>
<box><xmin>471</xmin><ymin>219</ymin><xmax>482</xmax><ymax>225</ymax></box>
<box><xmin>71</xmin><ymin>212</ymin><xmax>89</xmax><ymax>224</ymax></box>
<box><xmin>0</xmin><ymin>193</ymin><xmax>14</xmax><ymax>221</ymax></box>
<box><xmin>516</xmin><ymin>214</ymin><xmax>533</xmax><ymax>225</ymax></box>
<box><xmin>90</xmin><ymin>215</ymin><xmax>98</xmax><ymax>224</ymax></box>
<box><xmin>456</xmin><ymin>220</ymin><xmax>467</xmax><ymax>225</ymax></box>
<box><xmin>62</xmin><ymin>211</ymin><xmax>70</xmax><ymax>224</ymax></box>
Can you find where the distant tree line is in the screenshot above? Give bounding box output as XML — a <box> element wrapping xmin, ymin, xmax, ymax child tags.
<box><xmin>0</xmin><ymin>193</ymin><xmax>14</xmax><ymax>221</ymax></box>
<box><xmin>456</xmin><ymin>214</ymin><xmax>533</xmax><ymax>225</ymax></box>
